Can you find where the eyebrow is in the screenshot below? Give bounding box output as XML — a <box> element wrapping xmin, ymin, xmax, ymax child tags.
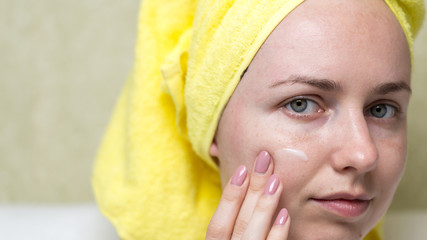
<box><xmin>372</xmin><ymin>81</ymin><xmax>412</xmax><ymax>95</ymax></box>
<box><xmin>270</xmin><ymin>75</ymin><xmax>412</xmax><ymax>95</ymax></box>
<box><xmin>269</xmin><ymin>75</ymin><xmax>343</xmax><ymax>92</ymax></box>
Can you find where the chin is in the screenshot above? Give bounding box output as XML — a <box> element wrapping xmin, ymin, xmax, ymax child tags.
<box><xmin>288</xmin><ymin>217</ymin><xmax>376</xmax><ymax>240</ymax></box>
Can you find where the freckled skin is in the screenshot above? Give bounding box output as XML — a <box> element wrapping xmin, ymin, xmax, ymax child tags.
<box><xmin>209</xmin><ymin>0</ymin><xmax>411</xmax><ymax>239</ymax></box>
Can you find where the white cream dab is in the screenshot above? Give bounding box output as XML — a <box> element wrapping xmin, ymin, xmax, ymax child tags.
<box><xmin>273</xmin><ymin>148</ymin><xmax>308</xmax><ymax>162</ymax></box>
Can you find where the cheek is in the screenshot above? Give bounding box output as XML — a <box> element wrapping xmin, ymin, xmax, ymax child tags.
<box><xmin>217</xmin><ymin>110</ymin><xmax>312</xmax><ymax>186</ymax></box>
<box><xmin>216</xmin><ymin>109</ymin><xmax>263</xmax><ymax>185</ymax></box>
<box><xmin>274</xmin><ymin>158</ymin><xmax>313</xmax><ymax>193</ymax></box>
<box><xmin>263</xmin><ymin>126</ymin><xmax>325</xmax><ymax>199</ymax></box>
<box><xmin>376</xmin><ymin>132</ymin><xmax>407</xmax><ymax>193</ymax></box>
<box><xmin>365</xmin><ymin>132</ymin><xmax>407</xmax><ymax>226</ymax></box>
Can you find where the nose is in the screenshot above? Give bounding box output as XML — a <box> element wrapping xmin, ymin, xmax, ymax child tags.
<box><xmin>330</xmin><ymin>110</ymin><xmax>379</xmax><ymax>174</ymax></box>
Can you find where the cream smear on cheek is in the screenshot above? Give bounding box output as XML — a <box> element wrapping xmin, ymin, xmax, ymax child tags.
<box><xmin>273</xmin><ymin>148</ymin><xmax>309</xmax><ymax>162</ymax></box>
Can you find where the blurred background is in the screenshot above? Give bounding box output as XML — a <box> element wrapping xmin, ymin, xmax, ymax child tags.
<box><xmin>1</xmin><ymin>0</ymin><xmax>139</xmax><ymax>203</ymax></box>
<box><xmin>0</xmin><ymin>0</ymin><xmax>426</xmax><ymax>238</ymax></box>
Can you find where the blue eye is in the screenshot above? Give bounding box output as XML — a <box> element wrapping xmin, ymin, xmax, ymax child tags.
<box><xmin>285</xmin><ymin>99</ymin><xmax>319</xmax><ymax>114</ymax></box>
<box><xmin>369</xmin><ymin>104</ymin><xmax>396</xmax><ymax>118</ymax></box>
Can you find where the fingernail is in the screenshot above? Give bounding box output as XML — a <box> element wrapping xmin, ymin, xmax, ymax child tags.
<box><xmin>274</xmin><ymin>208</ymin><xmax>289</xmax><ymax>225</ymax></box>
<box><xmin>231</xmin><ymin>165</ymin><xmax>247</xmax><ymax>186</ymax></box>
<box><xmin>254</xmin><ymin>151</ymin><xmax>270</xmax><ymax>174</ymax></box>
<box><xmin>264</xmin><ymin>174</ymin><xmax>279</xmax><ymax>195</ymax></box>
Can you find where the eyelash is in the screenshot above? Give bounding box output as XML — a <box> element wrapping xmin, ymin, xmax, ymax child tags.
<box><xmin>281</xmin><ymin>97</ymin><xmax>401</xmax><ymax>121</ymax></box>
<box><xmin>281</xmin><ymin>96</ymin><xmax>324</xmax><ymax>119</ymax></box>
<box><xmin>365</xmin><ymin>102</ymin><xmax>402</xmax><ymax>121</ymax></box>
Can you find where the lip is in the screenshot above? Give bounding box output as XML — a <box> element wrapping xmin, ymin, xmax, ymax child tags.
<box><xmin>310</xmin><ymin>193</ymin><xmax>372</xmax><ymax>219</ymax></box>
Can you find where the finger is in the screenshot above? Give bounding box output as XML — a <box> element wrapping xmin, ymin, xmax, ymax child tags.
<box><xmin>267</xmin><ymin>208</ymin><xmax>291</xmax><ymax>240</ymax></box>
<box><xmin>206</xmin><ymin>165</ymin><xmax>248</xmax><ymax>240</ymax></box>
<box><xmin>232</xmin><ymin>151</ymin><xmax>273</xmax><ymax>238</ymax></box>
<box><xmin>242</xmin><ymin>174</ymin><xmax>283</xmax><ymax>240</ymax></box>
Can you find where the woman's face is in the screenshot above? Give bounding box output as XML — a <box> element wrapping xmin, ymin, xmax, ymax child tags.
<box><xmin>210</xmin><ymin>0</ymin><xmax>411</xmax><ymax>239</ymax></box>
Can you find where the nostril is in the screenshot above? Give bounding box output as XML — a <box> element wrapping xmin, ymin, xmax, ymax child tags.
<box><xmin>343</xmin><ymin>166</ymin><xmax>354</xmax><ymax>171</ymax></box>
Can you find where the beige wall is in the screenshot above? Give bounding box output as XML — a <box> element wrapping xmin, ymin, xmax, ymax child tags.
<box><xmin>0</xmin><ymin>0</ymin><xmax>426</xmax><ymax>210</ymax></box>
<box><xmin>0</xmin><ymin>0</ymin><xmax>139</xmax><ymax>202</ymax></box>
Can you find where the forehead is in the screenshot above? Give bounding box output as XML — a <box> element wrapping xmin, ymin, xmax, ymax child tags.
<box><xmin>244</xmin><ymin>0</ymin><xmax>410</xmax><ymax>89</ymax></box>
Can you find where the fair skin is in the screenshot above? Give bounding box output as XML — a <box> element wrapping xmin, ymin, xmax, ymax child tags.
<box><xmin>206</xmin><ymin>0</ymin><xmax>411</xmax><ymax>239</ymax></box>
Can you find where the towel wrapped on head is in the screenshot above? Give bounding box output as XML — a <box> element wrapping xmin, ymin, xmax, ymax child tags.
<box><xmin>92</xmin><ymin>0</ymin><xmax>425</xmax><ymax>239</ymax></box>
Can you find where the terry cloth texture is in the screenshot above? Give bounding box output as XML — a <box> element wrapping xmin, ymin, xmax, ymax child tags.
<box><xmin>92</xmin><ymin>0</ymin><xmax>425</xmax><ymax>239</ymax></box>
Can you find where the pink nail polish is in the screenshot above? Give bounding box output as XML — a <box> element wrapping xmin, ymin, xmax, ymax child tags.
<box><xmin>274</xmin><ymin>208</ymin><xmax>289</xmax><ymax>225</ymax></box>
<box><xmin>231</xmin><ymin>165</ymin><xmax>247</xmax><ymax>186</ymax></box>
<box><xmin>255</xmin><ymin>151</ymin><xmax>270</xmax><ymax>174</ymax></box>
<box><xmin>264</xmin><ymin>174</ymin><xmax>279</xmax><ymax>195</ymax></box>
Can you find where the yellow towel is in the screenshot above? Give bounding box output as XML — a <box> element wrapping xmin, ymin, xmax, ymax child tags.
<box><xmin>92</xmin><ymin>0</ymin><xmax>425</xmax><ymax>239</ymax></box>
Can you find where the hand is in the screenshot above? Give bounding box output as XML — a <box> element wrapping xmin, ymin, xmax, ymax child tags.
<box><xmin>206</xmin><ymin>151</ymin><xmax>290</xmax><ymax>240</ymax></box>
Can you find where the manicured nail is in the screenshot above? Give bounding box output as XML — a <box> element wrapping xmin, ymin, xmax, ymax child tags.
<box><xmin>264</xmin><ymin>174</ymin><xmax>279</xmax><ymax>195</ymax></box>
<box><xmin>231</xmin><ymin>165</ymin><xmax>247</xmax><ymax>186</ymax></box>
<box><xmin>254</xmin><ymin>151</ymin><xmax>270</xmax><ymax>174</ymax></box>
<box><xmin>274</xmin><ymin>208</ymin><xmax>289</xmax><ymax>225</ymax></box>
